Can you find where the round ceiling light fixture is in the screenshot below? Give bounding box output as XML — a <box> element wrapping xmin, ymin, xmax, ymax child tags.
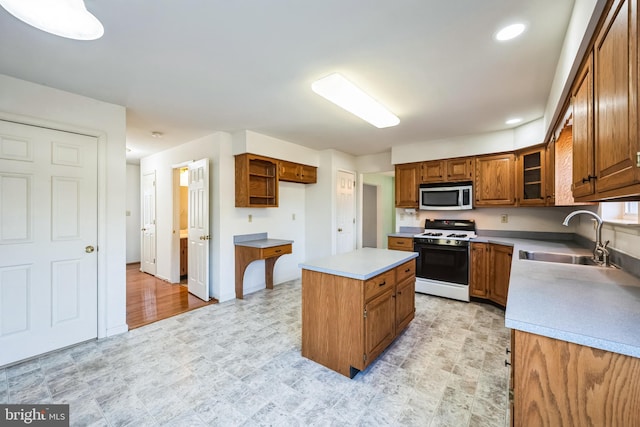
<box><xmin>151</xmin><ymin>131</ymin><xmax>164</xmax><ymax>138</ymax></box>
<box><xmin>0</xmin><ymin>0</ymin><xmax>104</xmax><ymax>40</ymax></box>
<box><xmin>495</xmin><ymin>23</ymin><xmax>526</xmax><ymax>41</ymax></box>
<box><xmin>505</xmin><ymin>117</ymin><xmax>523</xmax><ymax>125</ymax></box>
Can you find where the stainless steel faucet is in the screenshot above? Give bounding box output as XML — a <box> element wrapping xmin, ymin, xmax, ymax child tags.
<box><xmin>562</xmin><ymin>210</ymin><xmax>609</xmax><ymax>265</ymax></box>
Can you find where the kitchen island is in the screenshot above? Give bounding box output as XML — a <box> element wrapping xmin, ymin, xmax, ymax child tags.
<box><xmin>299</xmin><ymin>248</ymin><xmax>418</xmax><ymax>378</ymax></box>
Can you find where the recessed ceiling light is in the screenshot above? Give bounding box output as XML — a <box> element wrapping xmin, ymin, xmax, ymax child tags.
<box><xmin>506</xmin><ymin>117</ymin><xmax>523</xmax><ymax>125</ymax></box>
<box><xmin>495</xmin><ymin>23</ymin><xmax>526</xmax><ymax>41</ymax></box>
<box><xmin>311</xmin><ymin>73</ymin><xmax>400</xmax><ymax>128</ymax></box>
<box><xmin>0</xmin><ymin>0</ymin><xmax>104</xmax><ymax>40</ymax></box>
<box><xmin>151</xmin><ymin>131</ymin><xmax>164</xmax><ymax>138</ymax></box>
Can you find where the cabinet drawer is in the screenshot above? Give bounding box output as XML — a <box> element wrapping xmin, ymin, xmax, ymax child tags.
<box><xmin>261</xmin><ymin>244</ymin><xmax>292</xmax><ymax>258</ymax></box>
<box><xmin>365</xmin><ymin>270</ymin><xmax>395</xmax><ymax>301</ymax></box>
<box><xmin>388</xmin><ymin>236</ymin><xmax>413</xmax><ymax>251</ymax></box>
<box><xmin>395</xmin><ymin>260</ymin><xmax>415</xmax><ymax>283</ymax></box>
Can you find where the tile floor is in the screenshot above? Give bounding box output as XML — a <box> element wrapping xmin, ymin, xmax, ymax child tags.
<box><xmin>0</xmin><ymin>280</ymin><xmax>510</xmax><ymax>426</ymax></box>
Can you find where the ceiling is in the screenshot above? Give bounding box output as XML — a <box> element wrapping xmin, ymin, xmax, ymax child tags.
<box><xmin>0</xmin><ymin>0</ymin><xmax>576</xmax><ymax>164</ymax></box>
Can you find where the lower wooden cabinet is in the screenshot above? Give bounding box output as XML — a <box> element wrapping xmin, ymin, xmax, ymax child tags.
<box><xmin>513</xmin><ymin>330</ymin><xmax>640</xmax><ymax>426</ymax></box>
<box><xmin>301</xmin><ymin>259</ymin><xmax>416</xmax><ymax>378</ymax></box>
<box><xmin>470</xmin><ymin>242</ymin><xmax>513</xmax><ymax>307</ymax></box>
<box><xmin>180</xmin><ymin>237</ymin><xmax>188</xmax><ymax>277</ymax></box>
<box><xmin>364</xmin><ymin>288</ymin><xmax>396</xmax><ymax>364</ymax></box>
<box><xmin>388</xmin><ymin>236</ymin><xmax>414</xmax><ymax>251</ymax></box>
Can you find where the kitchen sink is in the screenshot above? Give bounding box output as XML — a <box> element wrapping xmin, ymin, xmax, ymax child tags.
<box><xmin>518</xmin><ymin>250</ymin><xmax>601</xmax><ymax>266</ymax></box>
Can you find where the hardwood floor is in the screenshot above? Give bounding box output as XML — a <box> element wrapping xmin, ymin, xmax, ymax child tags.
<box><xmin>126</xmin><ymin>263</ymin><xmax>217</xmax><ymax>329</ymax></box>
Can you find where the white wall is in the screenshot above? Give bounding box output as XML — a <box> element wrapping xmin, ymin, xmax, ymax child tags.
<box><xmin>126</xmin><ymin>164</ymin><xmax>141</xmax><ymax>263</ymax></box>
<box><xmin>232</xmin><ymin>130</ymin><xmax>320</xmax><ymax>166</ymax></box>
<box><xmin>543</xmin><ymin>0</ymin><xmax>604</xmax><ymax>133</ymax></box>
<box><xmin>141</xmin><ymin>131</ymin><xmax>309</xmax><ymax>302</ymax></box>
<box><xmin>396</xmin><ymin>206</ymin><xmax>580</xmax><ymax>234</ymax></box>
<box><xmin>0</xmin><ymin>74</ymin><xmax>128</xmax><ymax>337</ymax></box>
<box><xmin>391</xmin><ymin>118</ymin><xmax>545</xmax><ymax>165</ymax></box>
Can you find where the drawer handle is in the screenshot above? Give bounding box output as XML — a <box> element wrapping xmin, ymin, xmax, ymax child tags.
<box><xmin>275</xmin><ymin>249</ymin><xmax>282</xmax><ymax>253</ymax></box>
<box><xmin>379</xmin><ymin>281</ymin><xmax>386</xmax><ymax>287</ymax></box>
<box><xmin>405</xmin><ymin>268</ymin><xmax>410</xmax><ymax>273</ymax></box>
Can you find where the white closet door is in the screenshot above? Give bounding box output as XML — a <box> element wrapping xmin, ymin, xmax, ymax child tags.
<box><xmin>0</xmin><ymin>120</ymin><xmax>98</xmax><ymax>366</ymax></box>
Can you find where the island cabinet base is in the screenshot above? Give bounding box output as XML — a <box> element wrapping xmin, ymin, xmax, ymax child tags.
<box><xmin>514</xmin><ymin>331</ymin><xmax>640</xmax><ymax>427</ymax></box>
<box><xmin>301</xmin><ymin>259</ymin><xmax>416</xmax><ymax>378</ymax></box>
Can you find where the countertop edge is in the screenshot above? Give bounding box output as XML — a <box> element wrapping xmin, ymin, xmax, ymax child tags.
<box><xmin>506</xmin><ymin>318</ymin><xmax>640</xmax><ymax>359</ymax></box>
<box><xmin>299</xmin><ymin>250</ymin><xmax>418</xmax><ymax>280</ymax></box>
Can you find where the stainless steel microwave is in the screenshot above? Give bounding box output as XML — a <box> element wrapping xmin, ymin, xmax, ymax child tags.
<box><xmin>419</xmin><ymin>182</ymin><xmax>473</xmax><ymax>210</ymax></box>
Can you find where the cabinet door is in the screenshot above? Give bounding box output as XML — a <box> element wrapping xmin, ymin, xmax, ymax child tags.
<box><xmin>469</xmin><ymin>242</ymin><xmax>489</xmax><ymax>298</ymax></box>
<box><xmin>594</xmin><ymin>0</ymin><xmax>640</xmax><ymax>195</ymax></box>
<box><xmin>300</xmin><ymin>164</ymin><xmax>317</xmax><ymax>183</ymax></box>
<box><xmin>517</xmin><ymin>146</ymin><xmax>546</xmax><ymax>206</ymax></box>
<box><xmin>421</xmin><ymin>160</ymin><xmax>445</xmax><ymax>183</ymax></box>
<box><xmin>489</xmin><ymin>244</ymin><xmax>513</xmax><ymax>307</ymax></box>
<box><xmin>395</xmin><ymin>163</ymin><xmax>420</xmax><ymax>207</ymax></box>
<box><xmin>364</xmin><ymin>288</ymin><xmax>396</xmax><ymax>365</ymax></box>
<box><xmin>278</xmin><ymin>160</ymin><xmax>300</xmax><ymax>182</ymax></box>
<box><xmin>447</xmin><ymin>158</ymin><xmax>474</xmax><ymax>181</ymax></box>
<box><xmin>514</xmin><ymin>330</ymin><xmax>640</xmax><ymax>427</ymax></box>
<box><xmin>395</xmin><ymin>277</ymin><xmax>415</xmax><ymax>332</ymax></box>
<box><xmin>475</xmin><ymin>154</ymin><xmax>516</xmax><ymax>206</ymax></box>
<box><xmin>546</xmin><ymin>138</ymin><xmax>555</xmax><ymax>205</ymax></box>
<box><xmin>572</xmin><ymin>53</ymin><xmax>596</xmax><ymax>198</ymax></box>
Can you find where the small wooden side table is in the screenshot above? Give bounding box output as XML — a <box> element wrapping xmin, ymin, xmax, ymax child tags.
<box><xmin>234</xmin><ymin>238</ymin><xmax>293</xmax><ymax>299</ymax></box>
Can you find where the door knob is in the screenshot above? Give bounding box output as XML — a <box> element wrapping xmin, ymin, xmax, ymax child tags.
<box><xmin>85</xmin><ymin>246</ymin><xmax>95</xmax><ymax>253</ymax></box>
<box><xmin>141</xmin><ymin>228</ymin><xmax>146</xmax><ymax>231</ymax></box>
<box><xmin>338</xmin><ymin>228</ymin><xmax>343</xmax><ymax>232</ymax></box>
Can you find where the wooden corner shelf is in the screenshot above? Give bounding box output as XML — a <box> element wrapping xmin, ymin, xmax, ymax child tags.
<box><xmin>235</xmin><ymin>153</ymin><xmax>279</xmax><ymax>207</ymax></box>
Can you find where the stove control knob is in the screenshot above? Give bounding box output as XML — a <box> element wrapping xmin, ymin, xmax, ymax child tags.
<box><xmin>446</xmin><ymin>240</ymin><xmax>451</xmax><ymax>244</ymax></box>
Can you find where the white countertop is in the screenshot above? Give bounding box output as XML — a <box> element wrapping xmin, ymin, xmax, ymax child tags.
<box><xmin>234</xmin><ymin>238</ymin><xmax>293</xmax><ymax>249</ymax></box>
<box><xmin>299</xmin><ymin>248</ymin><xmax>418</xmax><ymax>280</ymax></box>
<box><xmin>482</xmin><ymin>236</ymin><xmax>640</xmax><ymax>358</ymax></box>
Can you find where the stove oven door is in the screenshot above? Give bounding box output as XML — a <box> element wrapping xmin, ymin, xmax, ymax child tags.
<box><xmin>413</xmin><ymin>241</ymin><xmax>469</xmax><ymax>285</ymax></box>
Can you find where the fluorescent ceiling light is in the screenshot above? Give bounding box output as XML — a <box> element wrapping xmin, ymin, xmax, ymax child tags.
<box><xmin>506</xmin><ymin>117</ymin><xmax>523</xmax><ymax>125</ymax></box>
<box><xmin>0</xmin><ymin>0</ymin><xmax>104</xmax><ymax>40</ymax></box>
<box><xmin>311</xmin><ymin>73</ymin><xmax>400</xmax><ymax>128</ymax></box>
<box><xmin>495</xmin><ymin>23</ymin><xmax>526</xmax><ymax>41</ymax></box>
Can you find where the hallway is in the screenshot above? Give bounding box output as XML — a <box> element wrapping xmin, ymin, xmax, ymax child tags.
<box><xmin>126</xmin><ymin>263</ymin><xmax>217</xmax><ymax>329</ymax></box>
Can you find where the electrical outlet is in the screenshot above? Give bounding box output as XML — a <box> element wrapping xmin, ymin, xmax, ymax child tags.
<box><xmin>248</xmin><ymin>214</ymin><xmax>252</xmax><ymax>223</ymax></box>
<box><xmin>501</xmin><ymin>214</ymin><xmax>508</xmax><ymax>223</ymax></box>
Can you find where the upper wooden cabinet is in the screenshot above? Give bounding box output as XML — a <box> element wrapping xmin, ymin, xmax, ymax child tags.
<box><xmin>571</xmin><ymin>0</ymin><xmax>640</xmax><ymax>201</ymax></box>
<box><xmin>235</xmin><ymin>153</ymin><xmax>278</xmax><ymax>207</ymax></box>
<box><xmin>572</xmin><ymin>53</ymin><xmax>596</xmax><ymax>199</ymax></box>
<box><xmin>516</xmin><ymin>145</ymin><xmax>547</xmax><ymax>206</ymax></box>
<box><xmin>546</xmin><ymin>137</ymin><xmax>556</xmax><ymax>205</ymax></box>
<box><xmin>474</xmin><ymin>153</ymin><xmax>516</xmax><ymax>206</ymax></box>
<box><xmin>278</xmin><ymin>160</ymin><xmax>317</xmax><ymax>184</ymax></box>
<box><xmin>421</xmin><ymin>158</ymin><xmax>474</xmax><ymax>183</ymax></box>
<box><xmin>395</xmin><ymin>162</ymin><xmax>421</xmax><ymax>208</ymax></box>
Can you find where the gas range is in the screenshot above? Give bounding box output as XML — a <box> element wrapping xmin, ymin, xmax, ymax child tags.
<box><xmin>412</xmin><ymin>219</ymin><xmax>477</xmax><ymax>302</ymax></box>
<box><xmin>413</xmin><ymin>219</ymin><xmax>477</xmax><ymax>246</ymax></box>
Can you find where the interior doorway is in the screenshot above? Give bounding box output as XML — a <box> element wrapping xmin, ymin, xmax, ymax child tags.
<box><xmin>177</xmin><ymin>167</ymin><xmax>189</xmax><ymax>283</ymax></box>
<box><xmin>362</xmin><ymin>183</ymin><xmax>378</xmax><ymax>247</ymax></box>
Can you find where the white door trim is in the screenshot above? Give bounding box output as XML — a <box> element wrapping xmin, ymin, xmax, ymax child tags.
<box><xmin>0</xmin><ymin>111</ymin><xmax>109</xmax><ymax>339</ymax></box>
